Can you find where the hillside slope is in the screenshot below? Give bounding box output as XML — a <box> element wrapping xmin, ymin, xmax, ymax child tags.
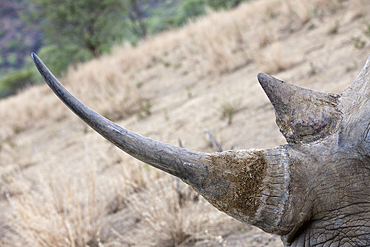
<box><xmin>1</xmin><ymin>0</ymin><xmax>370</xmax><ymax>246</ymax></box>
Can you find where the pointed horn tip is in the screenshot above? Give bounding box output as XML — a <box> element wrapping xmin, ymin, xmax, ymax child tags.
<box><xmin>257</xmin><ymin>72</ymin><xmax>282</xmax><ymax>83</ymax></box>
<box><xmin>30</xmin><ymin>53</ymin><xmax>53</xmax><ymax>80</ymax></box>
<box><xmin>257</xmin><ymin>73</ymin><xmax>282</xmax><ymax>90</ymax></box>
<box><xmin>31</xmin><ymin>52</ymin><xmax>37</xmax><ymax>61</ymax></box>
<box><xmin>257</xmin><ymin>72</ymin><xmax>268</xmax><ymax>82</ymax></box>
<box><xmin>30</xmin><ymin>52</ymin><xmax>42</xmax><ymax>69</ymax></box>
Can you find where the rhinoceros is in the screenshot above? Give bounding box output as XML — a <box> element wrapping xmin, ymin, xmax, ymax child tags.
<box><xmin>32</xmin><ymin>52</ymin><xmax>370</xmax><ymax>246</ymax></box>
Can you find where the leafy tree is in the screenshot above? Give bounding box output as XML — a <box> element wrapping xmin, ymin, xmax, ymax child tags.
<box><xmin>21</xmin><ymin>0</ymin><xmax>247</xmax><ymax>78</ymax></box>
<box><xmin>135</xmin><ymin>0</ymin><xmax>179</xmax><ymax>36</ymax></box>
<box><xmin>27</xmin><ymin>0</ymin><xmax>127</xmax><ymax>59</ymax></box>
<box><xmin>126</xmin><ymin>0</ymin><xmax>148</xmax><ymax>39</ymax></box>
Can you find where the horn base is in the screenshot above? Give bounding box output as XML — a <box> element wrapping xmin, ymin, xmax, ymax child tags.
<box><xmin>192</xmin><ymin>147</ymin><xmax>292</xmax><ymax>235</ymax></box>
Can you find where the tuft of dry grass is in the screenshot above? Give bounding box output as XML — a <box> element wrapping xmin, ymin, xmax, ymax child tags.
<box><xmin>103</xmin><ymin>155</ymin><xmax>150</xmax><ymax>215</ymax></box>
<box><xmin>62</xmin><ymin>58</ymin><xmax>146</xmax><ymax>122</ymax></box>
<box><xmin>0</xmin><ymin>86</ymin><xmax>62</xmax><ymax>140</ymax></box>
<box><xmin>128</xmin><ymin>175</ymin><xmax>213</xmax><ymax>247</ymax></box>
<box><xmin>3</xmin><ymin>165</ymin><xmax>106</xmax><ymax>247</ymax></box>
<box><xmin>256</xmin><ymin>42</ymin><xmax>294</xmax><ymax>74</ymax></box>
<box><xmin>1</xmin><ymin>141</ymin><xmax>224</xmax><ymax>246</ymax></box>
<box><xmin>2</xmin><ymin>150</ymin><xmax>152</xmax><ymax>247</ymax></box>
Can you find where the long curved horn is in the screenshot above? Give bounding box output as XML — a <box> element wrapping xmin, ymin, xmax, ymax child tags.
<box><xmin>32</xmin><ymin>53</ymin><xmax>293</xmax><ymax>236</ymax></box>
<box><xmin>31</xmin><ymin>52</ymin><xmax>209</xmax><ymax>182</ymax></box>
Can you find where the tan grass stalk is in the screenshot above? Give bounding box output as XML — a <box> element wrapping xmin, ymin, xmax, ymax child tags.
<box><xmin>4</xmin><ymin>165</ymin><xmax>106</xmax><ymax>247</ymax></box>
<box><xmin>128</xmin><ymin>175</ymin><xmax>212</xmax><ymax>247</ymax></box>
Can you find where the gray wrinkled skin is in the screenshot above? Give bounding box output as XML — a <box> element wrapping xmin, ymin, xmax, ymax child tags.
<box><xmin>32</xmin><ymin>52</ymin><xmax>370</xmax><ymax>246</ymax></box>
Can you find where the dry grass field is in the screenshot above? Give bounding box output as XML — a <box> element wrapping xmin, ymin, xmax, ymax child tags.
<box><xmin>1</xmin><ymin>0</ymin><xmax>370</xmax><ymax>246</ymax></box>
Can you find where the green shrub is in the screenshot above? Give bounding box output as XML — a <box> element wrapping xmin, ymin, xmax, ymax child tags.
<box><xmin>353</xmin><ymin>37</ymin><xmax>366</xmax><ymax>49</ymax></box>
<box><xmin>0</xmin><ymin>68</ymin><xmax>37</xmax><ymax>98</ymax></box>
<box><xmin>37</xmin><ymin>44</ymin><xmax>91</xmax><ymax>76</ymax></box>
<box><xmin>147</xmin><ymin>16</ymin><xmax>174</xmax><ymax>34</ymax></box>
<box><xmin>7</xmin><ymin>53</ymin><xmax>18</xmax><ymax>66</ymax></box>
<box><xmin>206</xmin><ymin>0</ymin><xmax>245</xmax><ymax>10</ymax></box>
<box><xmin>176</xmin><ymin>0</ymin><xmax>206</xmax><ymax>26</ymax></box>
<box><xmin>7</xmin><ymin>40</ymin><xmax>28</xmax><ymax>51</ymax></box>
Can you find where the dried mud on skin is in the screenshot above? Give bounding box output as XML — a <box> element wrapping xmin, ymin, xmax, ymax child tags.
<box><xmin>207</xmin><ymin>150</ymin><xmax>267</xmax><ymax>217</ymax></box>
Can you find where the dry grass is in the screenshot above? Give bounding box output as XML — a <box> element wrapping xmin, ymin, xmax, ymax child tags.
<box><xmin>128</xmin><ymin>176</ymin><xmax>213</xmax><ymax>247</ymax></box>
<box><xmin>1</xmin><ymin>143</ymin><xmax>227</xmax><ymax>246</ymax></box>
<box><xmin>3</xmin><ymin>164</ymin><xmax>106</xmax><ymax>247</ymax></box>
<box><xmin>1</xmin><ymin>0</ymin><xmax>370</xmax><ymax>246</ymax></box>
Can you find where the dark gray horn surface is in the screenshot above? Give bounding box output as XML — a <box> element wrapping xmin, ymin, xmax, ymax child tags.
<box><xmin>31</xmin><ymin>52</ymin><xmax>209</xmax><ymax>182</ymax></box>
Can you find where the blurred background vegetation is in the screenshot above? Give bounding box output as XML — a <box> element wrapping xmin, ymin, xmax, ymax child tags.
<box><xmin>0</xmin><ymin>0</ymin><xmax>249</xmax><ymax>98</ymax></box>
